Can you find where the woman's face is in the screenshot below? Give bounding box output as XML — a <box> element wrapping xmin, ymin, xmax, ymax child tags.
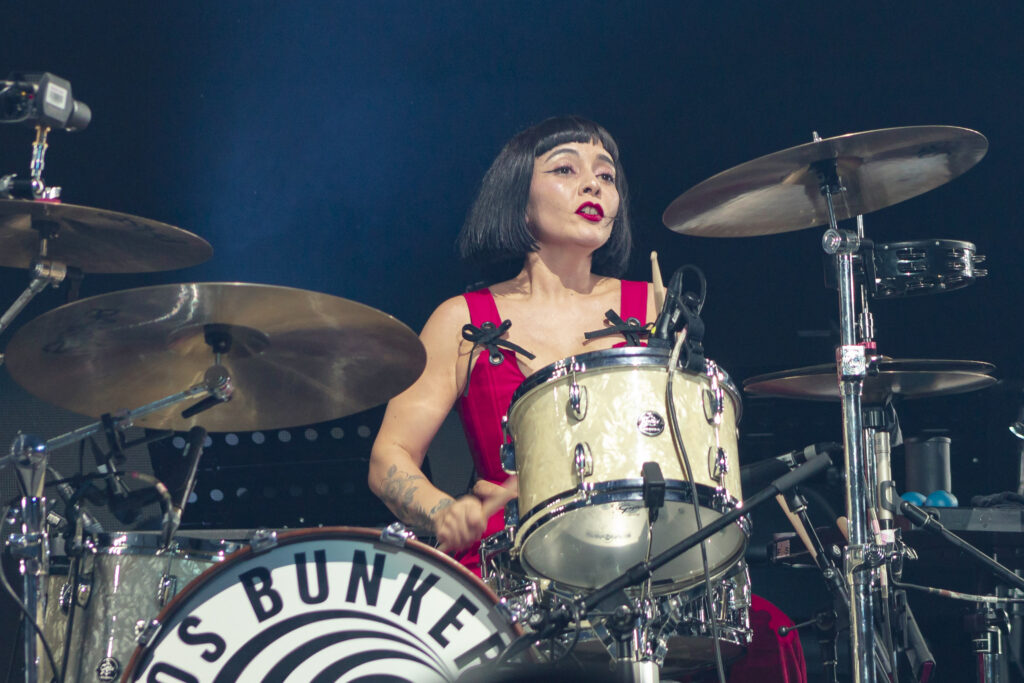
<box><xmin>525</xmin><ymin>140</ymin><xmax>620</xmax><ymax>254</ymax></box>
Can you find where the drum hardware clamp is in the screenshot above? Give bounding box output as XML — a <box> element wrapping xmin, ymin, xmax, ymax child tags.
<box><xmin>249</xmin><ymin>528</ymin><xmax>279</xmax><ymax>554</ymax></box>
<box><xmin>380</xmin><ymin>522</ymin><xmax>416</xmax><ymax>548</ymax></box>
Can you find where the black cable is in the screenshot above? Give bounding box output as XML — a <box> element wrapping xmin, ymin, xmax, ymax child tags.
<box><xmin>665</xmin><ymin>333</ymin><xmax>727</xmax><ymax>683</ymax></box>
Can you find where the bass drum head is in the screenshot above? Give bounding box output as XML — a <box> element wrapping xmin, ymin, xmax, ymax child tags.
<box><xmin>123</xmin><ymin>527</ymin><xmax>518</xmax><ymax>682</ymax></box>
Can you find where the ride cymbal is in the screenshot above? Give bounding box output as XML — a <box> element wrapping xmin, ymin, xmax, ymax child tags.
<box><xmin>664</xmin><ymin>126</ymin><xmax>988</xmax><ymax>237</ymax></box>
<box><xmin>0</xmin><ymin>199</ymin><xmax>212</xmax><ymax>272</ymax></box>
<box><xmin>743</xmin><ymin>359</ymin><xmax>996</xmax><ymax>403</ymax></box>
<box><xmin>3</xmin><ymin>283</ymin><xmax>426</xmax><ymax>431</ymax></box>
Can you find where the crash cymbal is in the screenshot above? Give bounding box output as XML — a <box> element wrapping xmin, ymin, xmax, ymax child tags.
<box><xmin>743</xmin><ymin>359</ymin><xmax>996</xmax><ymax>403</ymax></box>
<box><xmin>3</xmin><ymin>283</ymin><xmax>426</xmax><ymax>431</ymax></box>
<box><xmin>664</xmin><ymin>126</ymin><xmax>988</xmax><ymax>237</ymax></box>
<box><xmin>0</xmin><ymin>199</ymin><xmax>212</xmax><ymax>272</ymax></box>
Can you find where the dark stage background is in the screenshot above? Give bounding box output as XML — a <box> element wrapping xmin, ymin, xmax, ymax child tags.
<box><xmin>2</xmin><ymin>3</ymin><xmax>1023</xmax><ymax>681</ymax></box>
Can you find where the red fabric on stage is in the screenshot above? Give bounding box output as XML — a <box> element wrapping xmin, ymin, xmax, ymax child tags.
<box><xmin>724</xmin><ymin>594</ymin><xmax>807</xmax><ymax>683</ymax></box>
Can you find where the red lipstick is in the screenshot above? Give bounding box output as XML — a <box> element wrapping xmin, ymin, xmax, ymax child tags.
<box><xmin>576</xmin><ymin>202</ymin><xmax>604</xmax><ymax>222</ymax></box>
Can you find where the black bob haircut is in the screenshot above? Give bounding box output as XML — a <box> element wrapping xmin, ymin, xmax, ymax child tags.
<box><xmin>458</xmin><ymin>115</ymin><xmax>632</xmax><ymax>278</ymax></box>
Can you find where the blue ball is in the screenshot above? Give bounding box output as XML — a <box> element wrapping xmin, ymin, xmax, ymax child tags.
<box><xmin>900</xmin><ymin>491</ymin><xmax>927</xmax><ymax>505</ymax></box>
<box><xmin>924</xmin><ymin>490</ymin><xmax>958</xmax><ymax>507</ymax></box>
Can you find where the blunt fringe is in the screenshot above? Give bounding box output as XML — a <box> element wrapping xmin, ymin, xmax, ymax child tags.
<box><xmin>458</xmin><ymin>115</ymin><xmax>632</xmax><ymax>278</ymax></box>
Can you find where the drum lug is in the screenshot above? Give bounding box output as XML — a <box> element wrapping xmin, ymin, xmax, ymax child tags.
<box><xmin>568</xmin><ymin>381</ymin><xmax>588</xmax><ymax>420</ymax></box>
<box><xmin>135</xmin><ymin>618</ymin><xmax>162</xmax><ymax>648</ymax></box>
<box><xmin>709</xmin><ymin>445</ymin><xmax>729</xmax><ymax>483</ymax></box>
<box><xmin>504</xmin><ymin>499</ymin><xmax>519</xmax><ymax>528</ymax></box>
<box><xmin>500</xmin><ymin>442</ymin><xmax>516</xmax><ymax>473</ymax></box>
<box><xmin>249</xmin><ymin>528</ymin><xmax>279</xmax><ymax>554</ymax></box>
<box><xmin>573</xmin><ymin>442</ymin><xmax>594</xmax><ymax>494</ymax></box>
<box><xmin>380</xmin><ymin>522</ymin><xmax>416</xmax><ymax>548</ymax></box>
<box><xmin>157</xmin><ymin>573</ymin><xmax>178</xmax><ymax>607</ymax></box>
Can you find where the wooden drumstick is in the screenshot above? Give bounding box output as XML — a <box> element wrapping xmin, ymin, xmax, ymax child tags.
<box><xmin>651</xmin><ymin>251</ymin><xmax>666</xmax><ymax>312</ymax></box>
<box><xmin>775</xmin><ymin>493</ymin><xmax>818</xmax><ymax>560</ymax></box>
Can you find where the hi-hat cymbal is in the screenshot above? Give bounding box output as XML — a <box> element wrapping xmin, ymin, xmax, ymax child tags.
<box><xmin>664</xmin><ymin>126</ymin><xmax>988</xmax><ymax>237</ymax></box>
<box><xmin>3</xmin><ymin>283</ymin><xmax>426</xmax><ymax>431</ymax></box>
<box><xmin>743</xmin><ymin>359</ymin><xmax>996</xmax><ymax>403</ymax></box>
<box><xmin>0</xmin><ymin>199</ymin><xmax>212</xmax><ymax>272</ymax></box>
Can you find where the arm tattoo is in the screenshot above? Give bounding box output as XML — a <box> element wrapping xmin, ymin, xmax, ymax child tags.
<box><xmin>378</xmin><ymin>465</ymin><xmax>454</xmax><ymax>533</ymax></box>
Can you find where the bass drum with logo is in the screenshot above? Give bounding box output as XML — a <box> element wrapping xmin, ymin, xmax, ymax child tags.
<box><xmin>504</xmin><ymin>346</ymin><xmax>747</xmax><ymax>594</ymax></box>
<box><xmin>123</xmin><ymin>526</ymin><xmax>519</xmax><ymax>682</ymax></box>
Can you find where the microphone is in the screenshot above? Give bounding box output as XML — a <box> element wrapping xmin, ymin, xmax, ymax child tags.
<box><xmin>1</xmin><ymin>73</ymin><xmax>91</xmax><ymax>131</ymax></box>
<box><xmin>649</xmin><ymin>268</ymin><xmax>685</xmax><ymax>348</ymax></box>
<box><xmin>740</xmin><ymin>442</ymin><xmax>841</xmax><ymax>493</ymax></box>
<box><xmin>92</xmin><ymin>415</ymin><xmax>131</xmax><ymax>511</ymax></box>
<box><xmin>51</xmin><ymin>476</ymin><xmax>104</xmax><ymax>535</ymax></box>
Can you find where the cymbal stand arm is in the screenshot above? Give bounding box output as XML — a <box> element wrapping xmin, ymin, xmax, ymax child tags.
<box><xmin>42</xmin><ymin>374</ymin><xmax>220</xmax><ymax>453</ymax></box>
<box><xmin>0</xmin><ymin>260</ymin><xmax>67</xmax><ymax>362</ymax></box>
<box><xmin>819</xmin><ymin>155</ymin><xmax>875</xmax><ymax>683</ymax></box>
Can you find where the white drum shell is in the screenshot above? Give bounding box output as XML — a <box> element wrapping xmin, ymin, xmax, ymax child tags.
<box><xmin>507</xmin><ymin>348</ymin><xmax>747</xmax><ymax>592</ymax></box>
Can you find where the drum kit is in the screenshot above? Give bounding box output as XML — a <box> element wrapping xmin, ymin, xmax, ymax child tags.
<box><xmin>0</xmin><ymin>74</ymin><xmax>1017</xmax><ymax>683</ymax></box>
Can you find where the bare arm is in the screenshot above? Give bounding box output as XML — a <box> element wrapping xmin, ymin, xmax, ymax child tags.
<box><xmin>369</xmin><ymin>295</ymin><xmax>467</xmax><ymax>534</ymax></box>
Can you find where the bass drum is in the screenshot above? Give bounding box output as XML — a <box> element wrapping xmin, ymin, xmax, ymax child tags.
<box><xmin>505</xmin><ymin>347</ymin><xmax>747</xmax><ymax>593</ymax></box>
<box><xmin>123</xmin><ymin>527</ymin><xmax>519</xmax><ymax>682</ymax></box>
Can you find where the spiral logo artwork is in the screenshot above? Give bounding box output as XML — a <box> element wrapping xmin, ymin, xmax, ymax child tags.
<box><xmin>127</xmin><ymin>533</ymin><xmax>514</xmax><ymax>682</ymax></box>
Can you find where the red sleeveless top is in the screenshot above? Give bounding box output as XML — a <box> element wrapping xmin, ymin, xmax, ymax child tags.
<box><xmin>453</xmin><ymin>280</ymin><xmax>649</xmax><ymax>573</ymax></box>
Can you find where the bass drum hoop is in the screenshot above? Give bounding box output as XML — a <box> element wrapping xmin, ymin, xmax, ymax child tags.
<box><xmin>122</xmin><ymin>526</ymin><xmax>518</xmax><ymax>679</ymax></box>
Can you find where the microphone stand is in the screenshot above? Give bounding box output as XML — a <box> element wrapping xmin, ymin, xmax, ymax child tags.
<box><xmin>496</xmin><ymin>454</ymin><xmax>833</xmax><ymax>679</ymax></box>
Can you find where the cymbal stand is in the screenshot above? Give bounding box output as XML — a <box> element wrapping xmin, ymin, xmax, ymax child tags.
<box><xmin>0</xmin><ymin>124</ymin><xmax>69</xmax><ymax>365</ymax></box>
<box><xmin>817</xmin><ymin>152</ymin><xmax>875</xmax><ymax>683</ymax></box>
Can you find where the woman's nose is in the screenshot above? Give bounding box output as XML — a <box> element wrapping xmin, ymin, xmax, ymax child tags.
<box><xmin>581</xmin><ymin>175</ymin><xmax>601</xmax><ymax>195</ymax></box>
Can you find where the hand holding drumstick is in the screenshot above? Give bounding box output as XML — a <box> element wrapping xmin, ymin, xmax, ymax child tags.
<box><xmin>435</xmin><ymin>476</ymin><xmax>518</xmax><ymax>553</ymax></box>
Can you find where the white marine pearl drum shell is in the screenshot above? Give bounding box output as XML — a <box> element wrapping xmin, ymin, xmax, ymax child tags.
<box><xmin>506</xmin><ymin>347</ymin><xmax>747</xmax><ymax>593</ymax></box>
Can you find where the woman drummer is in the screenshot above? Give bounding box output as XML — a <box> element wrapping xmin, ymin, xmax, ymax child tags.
<box><xmin>368</xmin><ymin>116</ymin><xmax>805</xmax><ymax>682</ymax></box>
<box><xmin>369</xmin><ymin>115</ymin><xmax>650</xmax><ymax>565</ymax></box>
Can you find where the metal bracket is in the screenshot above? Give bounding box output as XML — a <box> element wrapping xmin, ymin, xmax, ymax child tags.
<box><xmin>709</xmin><ymin>446</ymin><xmax>729</xmax><ymax>483</ymax></box>
<box><xmin>574</xmin><ymin>442</ymin><xmax>593</xmax><ymax>493</ymax></box>
<box><xmin>500</xmin><ymin>442</ymin><xmax>516</xmax><ymax>473</ymax></box>
<box><xmin>135</xmin><ymin>618</ymin><xmax>162</xmax><ymax>647</ymax></box>
<box><xmin>568</xmin><ymin>380</ymin><xmax>588</xmax><ymax>421</ymax></box>
<box><xmin>837</xmin><ymin>344</ymin><xmax>868</xmax><ymax>380</ymax></box>
<box><xmin>380</xmin><ymin>522</ymin><xmax>415</xmax><ymax>548</ymax></box>
<box><xmin>249</xmin><ymin>528</ymin><xmax>278</xmax><ymax>554</ymax></box>
<box><xmin>157</xmin><ymin>574</ymin><xmax>178</xmax><ymax>607</ymax></box>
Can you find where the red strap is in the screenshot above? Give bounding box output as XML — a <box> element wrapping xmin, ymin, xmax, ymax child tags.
<box><xmin>619</xmin><ymin>280</ymin><xmax>648</xmax><ymax>325</ymax></box>
<box><xmin>462</xmin><ymin>288</ymin><xmax>501</xmax><ymax>328</ymax></box>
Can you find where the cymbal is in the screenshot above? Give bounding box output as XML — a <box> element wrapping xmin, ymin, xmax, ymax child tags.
<box><xmin>0</xmin><ymin>199</ymin><xmax>213</xmax><ymax>272</ymax></box>
<box><xmin>743</xmin><ymin>359</ymin><xmax>996</xmax><ymax>403</ymax></box>
<box><xmin>3</xmin><ymin>283</ymin><xmax>426</xmax><ymax>431</ymax></box>
<box><xmin>664</xmin><ymin>126</ymin><xmax>988</xmax><ymax>237</ymax></box>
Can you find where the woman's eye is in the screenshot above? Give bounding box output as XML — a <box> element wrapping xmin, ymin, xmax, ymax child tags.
<box><xmin>549</xmin><ymin>165</ymin><xmax>573</xmax><ymax>175</ymax></box>
<box><xmin>600</xmin><ymin>173</ymin><xmax>615</xmax><ymax>182</ymax></box>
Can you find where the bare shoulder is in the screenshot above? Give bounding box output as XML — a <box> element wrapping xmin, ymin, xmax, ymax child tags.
<box><xmin>419</xmin><ymin>294</ymin><xmax>473</xmax><ymax>345</ymax></box>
